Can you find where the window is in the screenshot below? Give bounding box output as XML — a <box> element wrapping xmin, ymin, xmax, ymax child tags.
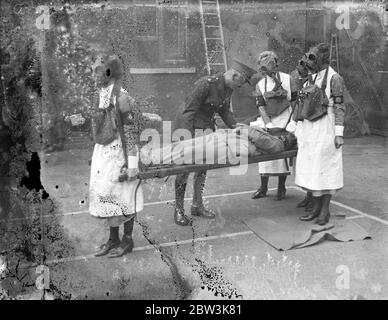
<box><xmin>133</xmin><ymin>0</ymin><xmax>190</xmax><ymax>69</ymax></box>
<box><xmin>134</xmin><ymin>0</ymin><xmax>158</xmax><ymax>40</ymax></box>
<box><xmin>160</xmin><ymin>2</ymin><xmax>188</xmax><ymax>63</ymax></box>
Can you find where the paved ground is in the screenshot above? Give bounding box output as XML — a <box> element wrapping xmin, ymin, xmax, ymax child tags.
<box><xmin>32</xmin><ymin>134</ymin><xmax>388</xmax><ymax>299</ymax></box>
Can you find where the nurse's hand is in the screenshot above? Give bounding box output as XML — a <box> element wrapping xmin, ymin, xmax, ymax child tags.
<box><xmin>335</xmin><ymin>136</ymin><xmax>344</xmax><ymax>149</ymax></box>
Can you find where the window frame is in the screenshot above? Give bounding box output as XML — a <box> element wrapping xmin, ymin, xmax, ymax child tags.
<box><xmin>132</xmin><ymin>0</ymin><xmax>191</xmax><ymax>69</ymax></box>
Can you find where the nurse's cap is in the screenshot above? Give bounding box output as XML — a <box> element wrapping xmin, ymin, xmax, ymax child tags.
<box><xmin>230</xmin><ymin>59</ymin><xmax>257</xmax><ymax>85</ymax></box>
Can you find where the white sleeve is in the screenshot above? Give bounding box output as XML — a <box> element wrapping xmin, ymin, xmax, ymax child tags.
<box><xmin>335</xmin><ymin>125</ymin><xmax>344</xmax><ymax>137</ymax></box>
<box><xmin>127</xmin><ymin>155</ymin><xmax>139</xmax><ymax>169</ymax></box>
<box><xmin>286</xmin><ymin>120</ymin><xmax>297</xmax><ymax>133</ymax></box>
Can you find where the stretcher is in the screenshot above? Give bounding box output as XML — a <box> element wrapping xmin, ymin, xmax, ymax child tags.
<box><xmin>130</xmin><ymin>149</ymin><xmax>297</xmax><ymax>215</ymax></box>
<box><xmin>136</xmin><ymin>149</ymin><xmax>297</xmax><ymax>180</ymax></box>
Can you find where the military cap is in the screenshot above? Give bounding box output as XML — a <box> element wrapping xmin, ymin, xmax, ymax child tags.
<box><xmin>230</xmin><ymin>59</ymin><xmax>257</xmax><ymax>85</ymax></box>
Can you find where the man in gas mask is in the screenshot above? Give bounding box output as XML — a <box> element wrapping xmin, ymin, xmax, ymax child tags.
<box><xmin>289</xmin><ymin>43</ymin><xmax>346</xmax><ymax>225</ymax></box>
<box><xmin>251</xmin><ymin>51</ymin><xmax>293</xmax><ymax>201</ymax></box>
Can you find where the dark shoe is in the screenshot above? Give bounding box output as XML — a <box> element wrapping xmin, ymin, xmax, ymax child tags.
<box><xmin>315</xmin><ymin>211</ymin><xmax>330</xmax><ymax>226</ymax></box>
<box><xmin>300</xmin><ymin>196</ymin><xmax>322</xmax><ymax>221</ymax></box>
<box><xmin>299</xmin><ymin>211</ymin><xmax>320</xmax><ymax>221</ymax></box>
<box><xmin>305</xmin><ymin>201</ymin><xmax>314</xmax><ymax>211</ymax></box>
<box><xmin>174</xmin><ymin>209</ymin><xmax>192</xmax><ymax>226</ymax></box>
<box><xmin>191</xmin><ymin>206</ymin><xmax>215</xmax><ymax>219</ymax></box>
<box><xmin>251</xmin><ymin>187</ymin><xmax>267</xmax><ymax>199</ymax></box>
<box><xmin>277</xmin><ymin>187</ymin><xmax>286</xmax><ymax>201</ymax></box>
<box><xmin>315</xmin><ymin>194</ymin><xmax>332</xmax><ymax>225</ymax></box>
<box><xmin>94</xmin><ymin>239</ymin><xmax>120</xmax><ymax>257</ymax></box>
<box><xmin>107</xmin><ymin>236</ymin><xmax>134</xmax><ymax>258</ymax></box>
<box><xmin>297</xmin><ymin>196</ymin><xmax>312</xmax><ymax>208</ymax></box>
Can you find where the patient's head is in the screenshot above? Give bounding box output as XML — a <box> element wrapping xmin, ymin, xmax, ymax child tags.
<box><xmin>283</xmin><ymin>132</ymin><xmax>297</xmax><ymax>150</ymax></box>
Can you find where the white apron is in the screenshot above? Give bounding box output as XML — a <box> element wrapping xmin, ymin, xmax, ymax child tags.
<box><xmin>294</xmin><ymin>66</ymin><xmax>343</xmax><ymax>193</ymax></box>
<box><xmin>89</xmin><ymin>84</ymin><xmax>144</xmax><ymax>220</ymax></box>
<box><xmin>250</xmin><ymin>72</ymin><xmax>292</xmax><ymax>176</ymax></box>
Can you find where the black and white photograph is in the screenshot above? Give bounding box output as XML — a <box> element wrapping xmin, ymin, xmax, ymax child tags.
<box><xmin>0</xmin><ymin>0</ymin><xmax>387</xmax><ymax>306</ymax></box>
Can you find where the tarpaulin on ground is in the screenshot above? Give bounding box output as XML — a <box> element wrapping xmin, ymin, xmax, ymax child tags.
<box><xmin>244</xmin><ymin>213</ymin><xmax>371</xmax><ymax>251</ymax></box>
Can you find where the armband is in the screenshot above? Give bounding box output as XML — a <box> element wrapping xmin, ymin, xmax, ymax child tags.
<box><xmin>333</xmin><ymin>95</ymin><xmax>344</xmax><ymax>104</ymax></box>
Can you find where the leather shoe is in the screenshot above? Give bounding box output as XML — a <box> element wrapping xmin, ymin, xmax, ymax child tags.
<box><xmin>94</xmin><ymin>239</ymin><xmax>120</xmax><ymax>257</ymax></box>
<box><xmin>304</xmin><ymin>201</ymin><xmax>314</xmax><ymax>212</ymax></box>
<box><xmin>315</xmin><ymin>211</ymin><xmax>330</xmax><ymax>226</ymax></box>
<box><xmin>107</xmin><ymin>236</ymin><xmax>134</xmax><ymax>258</ymax></box>
<box><xmin>251</xmin><ymin>187</ymin><xmax>267</xmax><ymax>199</ymax></box>
<box><xmin>299</xmin><ymin>212</ymin><xmax>320</xmax><ymax>221</ymax></box>
<box><xmin>174</xmin><ymin>209</ymin><xmax>192</xmax><ymax>226</ymax></box>
<box><xmin>191</xmin><ymin>206</ymin><xmax>215</xmax><ymax>219</ymax></box>
<box><xmin>296</xmin><ymin>196</ymin><xmax>311</xmax><ymax>208</ymax></box>
<box><xmin>277</xmin><ymin>187</ymin><xmax>286</xmax><ymax>201</ymax></box>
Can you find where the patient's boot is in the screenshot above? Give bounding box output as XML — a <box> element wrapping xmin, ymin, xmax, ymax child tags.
<box><xmin>297</xmin><ymin>191</ymin><xmax>312</xmax><ymax>208</ymax></box>
<box><xmin>315</xmin><ymin>194</ymin><xmax>331</xmax><ymax>225</ymax></box>
<box><xmin>300</xmin><ymin>196</ymin><xmax>322</xmax><ymax>221</ymax></box>
<box><xmin>191</xmin><ymin>171</ymin><xmax>215</xmax><ymax>219</ymax></box>
<box><xmin>277</xmin><ymin>175</ymin><xmax>287</xmax><ymax>201</ymax></box>
<box><xmin>252</xmin><ymin>176</ymin><xmax>269</xmax><ymax>199</ymax></box>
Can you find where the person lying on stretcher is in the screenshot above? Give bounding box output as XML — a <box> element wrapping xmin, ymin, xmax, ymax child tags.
<box><xmin>139</xmin><ymin>124</ymin><xmax>297</xmax><ymax>167</ymax></box>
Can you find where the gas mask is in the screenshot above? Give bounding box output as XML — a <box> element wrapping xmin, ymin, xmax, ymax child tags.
<box><xmin>257</xmin><ymin>51</ymin><xmax>278</xmax><ymax>77</ymax></box>
<box><xmin>305</xmin><ymin>43</ymin><xmax>330</xmax><ymax>73</ymax></box>
<box><xmin>296</xmin><ymin>55</ymin><xmax>309</xmax><ymax>78</ymax></box>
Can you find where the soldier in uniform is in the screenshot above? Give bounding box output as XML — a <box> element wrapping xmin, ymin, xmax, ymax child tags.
<box><xmin>172</xmin><ymin>60</ymin><xmax>257</xmax><ymax>226</ymax></box>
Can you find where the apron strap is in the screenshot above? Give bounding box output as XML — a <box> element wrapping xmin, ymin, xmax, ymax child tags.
<box><xmin>112</xmin><ymin>80</ymin><xmax>129</xmax><ymax>170</ymax></box>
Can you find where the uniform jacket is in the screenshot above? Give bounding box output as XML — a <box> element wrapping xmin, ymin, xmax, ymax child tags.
<box><xmin>173</xmin><ymin>74</ymin><xmax>237</xmax><ymax>134</ymax></box>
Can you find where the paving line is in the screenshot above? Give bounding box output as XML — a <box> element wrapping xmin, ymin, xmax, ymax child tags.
<box><xmin>21</xmin><ymin>230</ymin><xmax>255</xmax><ymax>268</ymax></box>
<box><xmin>6</xmin><ymin>188</ymin><xmax>275</xmax><ymax>221</ymax></box>
<box><xmin>6</xmin><ymin>187</ymin><xmax>387</xmax><ymax>226</ymax></box>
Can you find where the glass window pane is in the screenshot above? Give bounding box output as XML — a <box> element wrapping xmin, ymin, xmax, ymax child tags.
<box><xmin>136</xmin><ymin>6</ymin><xmax>157</xmax><ymax>37</ymax></box>
<box><xmin>161</xmin><ymin>6</ymin><xmax>187</xmax><ymax>61</ymax></box>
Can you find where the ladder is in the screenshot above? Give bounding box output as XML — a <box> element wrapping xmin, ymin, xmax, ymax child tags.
<box><xmin>329</xmin><ymin>33</ymin><xmax>339</xmax><ymax>72</ymax></box>
<box><xmin>199</xmin><ymin>0</ymin><xmax>228</xmax><ymax>75</ymax></box>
